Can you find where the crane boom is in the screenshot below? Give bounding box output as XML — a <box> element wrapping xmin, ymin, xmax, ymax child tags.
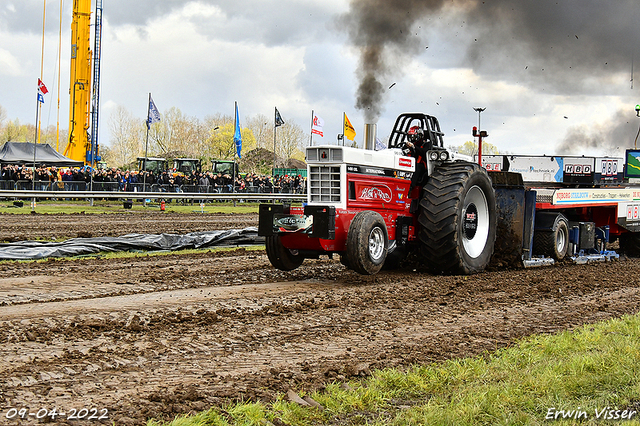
<box><xmin>65</xmin><ymin>0</ymin><xmax>92</xmax><ymax>164</ymax></box>
<box><xmin>89</xmin><ymin>0</ymin><xmax>102</xmax><ymax>166</ymax></box>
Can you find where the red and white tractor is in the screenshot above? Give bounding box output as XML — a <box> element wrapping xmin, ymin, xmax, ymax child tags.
<box><xmin>258</xmin><ymin>113</ymin><xmax>498</xmax><ymax>275</ymax></box>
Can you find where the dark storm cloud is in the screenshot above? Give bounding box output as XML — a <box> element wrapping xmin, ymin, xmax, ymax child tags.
<box><xmin>3</xmin><ymin>0</ymin><xmax>331</xmax><ymax>47</ymax></box>
<box><xmin>0</xmin><ymin>0</ymin><xmax>176</xmax><ymax>34</ymax></box>
<box><xmin>465</xmin><ymin>0</ymin><xmax>639</xmax><ymax>92</ymax></box>
<box><xmin>340</xmin><ymin>0</ymin><xmax>639</xmax><ymax>122</ymax></box>
<box><xmin>184</xmin><ymin>1</ymin><xmax>334</xmax><ymax>47</ymax></box>
<box><xmin>0</xmin><ymin>1</ymin><xmax>66</xmax><ymax>33</ymax></box>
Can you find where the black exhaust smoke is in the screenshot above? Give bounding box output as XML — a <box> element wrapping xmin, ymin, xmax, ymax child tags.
<box><xmin>338</xmin><ymin>0</ymin><xmax>446</xmax><ymax>123</ymax></box>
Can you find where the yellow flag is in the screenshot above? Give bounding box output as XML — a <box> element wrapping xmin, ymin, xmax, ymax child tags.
<box><xmin>344</xmin><ymin>113</ymin><xmax>356</xmax><ymax>141</ymax></box>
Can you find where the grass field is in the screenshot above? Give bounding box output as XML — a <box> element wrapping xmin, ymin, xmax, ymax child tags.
<box><xmin>0</xmin><ymin>199</ymin><xmax>260</xmax><ymax>214</ymax></box>
<box><xmin>149</xmin><ymin>314</ymin><xmax>640</xmax><ymax>426</ymax></box>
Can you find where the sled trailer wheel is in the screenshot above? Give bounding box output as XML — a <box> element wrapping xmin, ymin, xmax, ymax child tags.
<box><xmin>619</xmin><ymin>232</ymin><xmax>640</xmax><ymax>257</ymax></box>
<box><xmin>533</xmin><ymin>214</ymin><xmax>570</xmax><ymax>260</ymax></box>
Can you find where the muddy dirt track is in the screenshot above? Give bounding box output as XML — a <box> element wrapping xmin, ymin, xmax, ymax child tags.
<box><xmin>1</xmin><ymin>212</ymin><xmax>640</xmax><ymax>425</ymax></box>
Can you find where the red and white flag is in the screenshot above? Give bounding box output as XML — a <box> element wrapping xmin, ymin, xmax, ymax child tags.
<box><xmin>312</xmin><ymin>114</ymin><xmax>324</xmax><ymax>137</ymax></box>
<box><xmin>38</xmin><ymin>78</ymin><xmax>48</xmax><ymax>95</ymax></box>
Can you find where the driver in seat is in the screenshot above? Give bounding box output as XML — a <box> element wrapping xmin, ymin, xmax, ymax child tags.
<box><xmin>405</xmin><ymin>125</ymin><xmax>429</xmax><ymax>191</ymax></box>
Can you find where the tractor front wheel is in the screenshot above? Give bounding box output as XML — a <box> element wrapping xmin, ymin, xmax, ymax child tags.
<box><xmin>346</xmin><ymin>211</ymin><xmax>388</xmax><ymax>275</ymax></box>
<box><xmin>418</xmin><ymin>162</ymin><xmax>497</xmax><ymax>275</ymax></box>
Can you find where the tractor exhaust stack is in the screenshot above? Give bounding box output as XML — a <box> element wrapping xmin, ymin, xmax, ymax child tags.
<box><xmin>364</xmin><ymin>124</ymin><xmax>377</xmax><ymax>150</ymax></box>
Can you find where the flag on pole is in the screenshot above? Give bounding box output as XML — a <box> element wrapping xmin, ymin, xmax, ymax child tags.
<box><xmin>375</xmin><ymin>137</ymin><xmax>387</xmax><ymax>151</ymax></box>
<box><xmin>312</xmin><ymin>114</ymin><xmax>324</xmax><ymax>137</ymax></box>
<box><xmin>38</xmin><ymin>78</ymin><xmax>48</xmax><ymax>95</ymax></box>
<box><xmin>147</xmin><ymin>96</ymin><xmax>161</xmax><ymax>129</ymax></box>
<box><xmin>344</xmin><ymin>113</ymin><xmax>356</xmax><ymax>141</ymax></box>
<box><xmin>37</xmin><ymin>78</ymin><xmax>48</xmax><ymax>103</ymax></box>
<box><xmin>275</xmin><ymin>107</ymin><xmax>285</xmax><ymax>127</ymax></box>
<box><xmin>234</xmin><ymin>102</ymin><xmax>242</xmax><ymax>159</ymax></box>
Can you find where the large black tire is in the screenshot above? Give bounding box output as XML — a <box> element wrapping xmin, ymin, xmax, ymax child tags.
<box><xmin>532</xmin><ymin>214</ymin><xmax>570</xmax><ymax>260</ymax></box>
<box><xmin>346</xmin><ymin>211</ymin><xmax>388</xmax><ymax>275</ymax></box>
<box><xmin>418</xmin><ymin>162</ymin><xmax>497</xmax><ymax>275</ymax></box>
<box><xmin>619</xmin><ymin>232</ymin><xmax>640</xmax><ymax>257</ymax></box>
<box><xmin>265</xmin><ymin>235</ymin><xmax>304</xmax><ymax>271</ymax></box>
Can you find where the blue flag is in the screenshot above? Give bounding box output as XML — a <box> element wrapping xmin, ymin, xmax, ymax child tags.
<box><xmin>147</xmin><ymin>96</ymin><xmax>161</xmax><ymax>129</ymax></box>
<box><xmin>275</xmin><ymin>107</ymin><xmax>285</xmax><ymax>127</ymax></box>
<box><xmin>234</xmin><ymin>103</ymin><xmax>242</xmax><ymax>159</ymax></box>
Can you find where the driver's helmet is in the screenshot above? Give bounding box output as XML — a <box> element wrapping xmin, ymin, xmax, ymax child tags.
<box><xmin>407</xmin><ymin>125</ymin><xmax>424</xmax><ymax>144</ymax></box>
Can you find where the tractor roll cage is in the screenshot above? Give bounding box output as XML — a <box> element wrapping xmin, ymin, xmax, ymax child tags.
<box><xmin>388</xmin><ymin>113</ymin><xmax>445</xmax><ymax>150</ymax></box>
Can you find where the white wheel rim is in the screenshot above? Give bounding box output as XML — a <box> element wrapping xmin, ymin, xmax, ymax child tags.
<box><xmin>556</xmin><ymin>226</ymin><xmax>566</xmax><ymax>254</ymax></box>
<box><xmin>462</xmin><ymin>185</ymin><xmax>490</xmax><ymax>259</ymax></box>
<box><xmin>369</xmin><ymin>227</ymin><xmax>385</xmax><ymax>262</ymax></box>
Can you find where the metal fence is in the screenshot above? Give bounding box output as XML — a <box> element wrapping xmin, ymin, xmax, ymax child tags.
<box><xmin>0</xmin><ymin>180</ymin><xmax>307</xmax><ymax>203</ymax></box>
<box><xmin>2</xmin><ymin>180</ymin><xmax>306</xmax><ymax>195</ymax></box>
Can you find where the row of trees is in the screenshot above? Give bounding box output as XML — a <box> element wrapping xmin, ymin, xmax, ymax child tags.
<box><xmin>107</xmin><ymin>106</ymin><xmax>307</xmax><ymax>174</ymax></box>
<box><xmin>0</xmin><ymin>104</ymin><xmax>308</xmax><ymax>175</ymax></box>
<box><xmin>0</xmin><ymin>104</ymin><xmax>499</xmax><ymax>173</ymax></box>
<box><xmin>0</xmin><ymin>105</ymin><xmax>70</xmax><ymax>152</ymax></box>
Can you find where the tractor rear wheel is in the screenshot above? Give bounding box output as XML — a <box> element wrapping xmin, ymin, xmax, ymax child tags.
<box><xmin>418</xmin><ymin>162</ymin><xmax>497</xmax><ymax>275</ymax></box>
<box><xmin>346</xmin><ymin>211</ymin><xmax>388</xmax><ymax>275</ymax></box>
<box><xmin>265</xmin><ymin>235</ymin><xmax>304</xmax><ymax>271</ymax></box>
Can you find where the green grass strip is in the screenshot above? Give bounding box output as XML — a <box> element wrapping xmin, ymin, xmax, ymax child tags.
<box><xmin>0</xmin><ymin>199</ymin><xmax>261</xmax><ymax>214</ymax></box>
<box><xmin>149</xmin><ymin>313</ymin><xmax>640</xmax><ymax>426</ymax></box>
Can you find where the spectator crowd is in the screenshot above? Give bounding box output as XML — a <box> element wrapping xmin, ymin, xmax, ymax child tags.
<box><xmin>0</xmin><ymin>164</ymin><xmax>306</xmax><ymax>194</ymax></box>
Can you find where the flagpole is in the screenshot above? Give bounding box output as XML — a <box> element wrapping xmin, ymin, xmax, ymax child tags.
<box><xmin>309</xmin><ymin>110</ymin><xmax>314</xmax><ymax>147</ymax></box>
<box><xmin>233</xmin><ymin>101</ymin><xmax>237</xmax><ymax>198</ymax></box>
<box><xmin>343</xmin><ymin>112</ymin><xmax>346</xmax><ymax>147</ymax></box>
<box><xmin>56</xmin><ymin>0</ymin><xmax>63</xmax><ymax>152</ymax></box>
<box><xmin>143</xmin><ymin>93</ymin><xmax>151</xmax><ymax>205</ymax></box>
<box><xmin>33</xmin><ymin>98</ymin><xmax>40</xmax><ymax>193</ymax></box>
<box><xmin>37</xmin><ymin>0</ymin><xmax>46</xmax><ymax>145</ymax></box>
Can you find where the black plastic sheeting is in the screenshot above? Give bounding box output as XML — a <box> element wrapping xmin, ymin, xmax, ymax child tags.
<box><xmin>0</xmin><ymin>227</ymin><xmax>265</xmax><ymax>260</ymax></box>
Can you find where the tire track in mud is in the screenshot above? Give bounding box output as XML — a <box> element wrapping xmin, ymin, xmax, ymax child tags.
<box><xmin>1</xmin><ymin>238</ymin><xmax>640</xmax><ymax>424</ymax></box>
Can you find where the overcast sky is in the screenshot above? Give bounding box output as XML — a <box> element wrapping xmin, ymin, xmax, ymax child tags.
<box><xmin>1</xmin><ymin>0</ymin><xmax>640</xmax><ymax>157</ymax></box>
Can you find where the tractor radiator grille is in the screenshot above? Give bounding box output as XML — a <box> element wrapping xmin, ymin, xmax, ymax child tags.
<box><xmin>309</xmin><ymin>166</ymin><xmax>341</xmax><ymax>203</ymax></box>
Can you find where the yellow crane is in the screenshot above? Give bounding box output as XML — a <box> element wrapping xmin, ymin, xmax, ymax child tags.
<box><xmin>65</xmin><ymin>0</ymin><xmax>101</xmax><ymax>165</ymax></box>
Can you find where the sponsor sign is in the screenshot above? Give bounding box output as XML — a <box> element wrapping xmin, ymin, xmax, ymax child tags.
<box><xmin>346</xmin><ymin>164</ymin><xmax>411</xmax><ymax>180</ymax></box>
<box><xmin>563</xmin><ymin>157</ymin><xmax>594</xmax><ymax>184</ymax></box>
<box><xmin>398</xmin><ymin>157</ymin><xmax>414</xmax><ymax>169</ymax></box>
<box><xmin>618</xmin><ymin>202</ymin><xmax>640</xmax><ymax>231</ymax></box>
<box><xmin>483</xmin><ymin>162</ymin><xmax>502</xmax><ymax>172</ymax></box>
<box><xmin>626</xmin><ymin>204</ymin><xmax>640</xmax><ymax>221</ymax></box>
<box><xmin>552</xmin><ymin>188</ymin><xmax>636</xmax><ymax>205</ymax></box>
<box><xmin>273</xmin><ymin>214</ymin><xmax>313</xmax><ymax>232</ymax></box>
<box><xmin>481</xmin><ymin>155</ymin><xmax>563</xmax><ymax>182</ymax></box>
<box><xmin>594</xmin><ymin>157</ymin><xmax>623</xmax><ymax>183</ymax></box>
<box><xmin>358</xmin><ymin>184</ymin><xmax>393</xmax><ymax>203</ymax></box>
<box><xmin>626</xmin><ymin>150</ymin><xmax>640</xmax><ymax>179</ymax></box>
